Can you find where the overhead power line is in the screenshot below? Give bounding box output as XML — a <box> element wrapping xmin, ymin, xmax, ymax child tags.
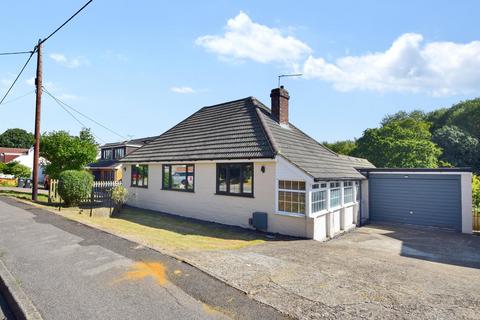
<box><xmin>42</xmin><ymin>87</ymin><xmax>127</xmax><ymax>141</ymax></box>
<box><xmin>0</xmin><ymin>90</ymin><xmax>35</xmax><ymax>107</ymax></box>
<box><xmin>0</xmin><ymin>50</ymin><xmax>36</xmax><ymax>105</ymax></box>
<box><xmin>39</xmin><ymin>0</ymin><xmax>94</xmax><ymax>46</ymax></box>
<box><xmin>0</xmin><ymin>50</ymin><xmax>34</xmax><ymax>56</ymax></box>
<box><xmin>42</xmin><ymin>88</ymin><xmax>105</xmax><ymax>143</ymax></box>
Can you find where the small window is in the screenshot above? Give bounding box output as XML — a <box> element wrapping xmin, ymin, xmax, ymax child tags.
<box><xmin>216</xmin><ymin>163</ymin><xmax>253</xmax><ymax>196</ymax></box>
<box><xmin>102</xmin><ymin>149</ymin><xmax>112</xmax><ymax>160</ymax></box>
<box><xmin>278</xmin><ymin>180</ymin><xmax>306</xmax><ymax>215</ymax></box>
<box><xmin>114</xmin><ymin>147</ymin><xmax>125</xmax><ymax>159</ymax></box>
<box><xmin>131</xmin><ymin>165</ymin><xmax>148</xmax><ymax>188</ymax></box>
<box><xmin>329</xmin><ymin>181</ymin><xmax>341</xmax><ymax>208</ymax></box>
<box><xmin>343</xmin><ymin>181</ymin><xmax>354</xmax><ymax>203</ymax></box>
<box><xmin>162</xmin><ymin>164</ymin><xmax>194</xmax><ymax>191</ymax></box>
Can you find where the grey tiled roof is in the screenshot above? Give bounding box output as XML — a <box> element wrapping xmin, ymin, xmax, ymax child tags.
<box><xmin>102</xmin><ymin>136</ymin><xmax>158</xmax><ymax>148</ymax></box>
<box><xmin>121</xmin><ymin>97</ymin><xmax>373</xmax><ymax>180</ymax></box>
<box><xmin>121</xmin><ymin>98</ymin><xmax>275</xmax><ymax>162</ymax></box>
<box><xmin>86</xmin><ymin>159</ymin><xmax>119</xmax><ymax>169</ymax></box>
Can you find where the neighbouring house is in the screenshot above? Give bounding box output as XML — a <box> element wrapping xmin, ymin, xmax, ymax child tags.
<box><xmin>0</xmin><ymin>147</ymin><xmax>28</xmax><ymax>163</ymax></box>
<box><xmin>86</xmin><ymin>137</ymin><xmax>156</xmax><ymax>181</ymax></box>
<box><xmin>119</xmin><ymin>86</ymin><xmax>379</xmax><ymax>240</ymax></box>
<box><xmin>3</xmin><ymin>147</ymin><xmax>48</xmax><ymax>183</ymax></box>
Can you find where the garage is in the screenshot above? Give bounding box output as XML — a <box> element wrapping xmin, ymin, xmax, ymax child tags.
<box><xmin>361</xmin><ymin>169</ymin><xmax>473</xmax><ymax>233</ymax></box>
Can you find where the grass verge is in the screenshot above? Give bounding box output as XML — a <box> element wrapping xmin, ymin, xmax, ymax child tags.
<box><xmin>0</xmin><ymin>189</ymin><xmax>266</xmax><ymax>252</ymax></box>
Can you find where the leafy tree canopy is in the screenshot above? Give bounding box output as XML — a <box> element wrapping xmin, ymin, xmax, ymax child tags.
<box><xmin>381</xmin><ymin>110</ymin><xmax>426</xmax><ymax>126</ymax></box>
<box><xmin>322</xmin><ymin>140</ymin><xmax>356</xmax><ymax>156</ymax></box>
<box><xmin>353</xmin><ymin>118</ymin><xmax>441</xmax><ymax>168</ymax></box>
<box><xmin>40</xmin><ymin>128</ymin><xmax>98</xmax><ymax>179</ymax></box>
<box><xmin>432</xmin><ymin>126</ymin><xmax>479</xmax><ymax>170</ymax></box>
<box><xmin>0</xmin><ymin>128</ymin><xmax>34</xmax><ymax>149</ymax></box>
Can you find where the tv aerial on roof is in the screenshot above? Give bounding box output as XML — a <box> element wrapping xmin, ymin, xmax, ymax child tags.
<box><xmin>277</xmin><ymin>74</ymin><xmax>302</xmax><ymax>87</ymax></box>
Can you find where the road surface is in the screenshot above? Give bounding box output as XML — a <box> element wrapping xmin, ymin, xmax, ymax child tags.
<box><xmin>0</xmin><ymin>196</ymin><xmax>289</xmax><ymax>320</ymax></box>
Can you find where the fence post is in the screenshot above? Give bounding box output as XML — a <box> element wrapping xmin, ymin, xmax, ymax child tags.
<box><xmin>90</xmin><ymin>187</ymin><xmax>94</xmax><ymax>217</ymax></box>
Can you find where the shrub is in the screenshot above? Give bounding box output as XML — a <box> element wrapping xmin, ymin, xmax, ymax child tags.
<box><xmin>473</xmin><ymin>175</ymin><xmax>480</xmax><ymax>211</ymax></box>
<box><xmin>0</xmin><ymin>161</ymin><xmax>31</xmax><ymax>178</ymax></box>
<box><xmin>58</xmin><ymin>170</ymin><xmax>93</xmax><ymax>207</ymax></box>
<box><xmin>111</xmin><ymin>185</ymin><xmax>128</xmax><ymax>205</ymax></box>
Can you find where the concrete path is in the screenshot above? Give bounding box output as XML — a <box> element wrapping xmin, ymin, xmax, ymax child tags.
<box><xmin>0</xmin><ymin>197</ymin><xmax>289</xmax><ymax>320</ymax></box>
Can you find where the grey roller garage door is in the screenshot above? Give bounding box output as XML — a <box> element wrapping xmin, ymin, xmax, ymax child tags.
<box><xmin>369</xmin><ymin>174</ymin><xmax>462</xmax><ymax>231</ymax></box>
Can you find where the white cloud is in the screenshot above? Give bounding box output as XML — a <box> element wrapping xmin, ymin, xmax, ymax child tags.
<box><xmin>170</xmin><ymin>86</ymin><xmax>199</xmax><ymax>94</ymax></box>
<box><xmin>195</xmin><ymin>11</ymin><xmax>311</xmax><ymax>64</ymax></box>
<box><xmin>49</xmin><ymin>53</ymin><xmax>87</xmax><ymax>68</ymax></box>
<box><xmin>25</xmin><ymin>77</ymin><xmax>80</xmax><ymax>100</ymax></box>
<box><xmin>303</xmin><ymin>33</ymin><xmax>480</xmax><ymax>96</ymax></box>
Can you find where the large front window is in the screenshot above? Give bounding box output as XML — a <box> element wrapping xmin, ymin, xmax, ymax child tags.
<box><xmin>216</xmin><ymin>163</ymin><xmax>253</xmax><ymax>196</ymax></box>
<box><xmin>278</xmin><ymin>180</ymin><xmax>306</xmax><ymax>215</ymax></box>
<box><xmin>162</xmin><ymin>164</ymin><xmax>194</xmax><ymax>191</ymax></box>
<box><xmin>131</xmin><ymin>165</ymin><xmax>148</xmax><ymax>187</ymax></box>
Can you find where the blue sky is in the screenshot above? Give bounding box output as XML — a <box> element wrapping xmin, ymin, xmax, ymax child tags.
<box><xmin>1</xmin><ymin>0</ymin><xmax>479</xmax><ymax>144</ymax></box>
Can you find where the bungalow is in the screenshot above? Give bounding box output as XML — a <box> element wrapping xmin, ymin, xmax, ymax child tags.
<box><xmin>120</xmin><ymin>86</ymin><xmax>374</xmax><ymax>240</ymax></box>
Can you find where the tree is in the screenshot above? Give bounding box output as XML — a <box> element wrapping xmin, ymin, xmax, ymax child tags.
<box><xmin>473</xmin><ymin>175</ymin><xmax>480</xmax><ymax>211</ymax></box>
<box><xmin>0</xmin><ymin>161</ymin><xmax>31</xmax><ymax>178</ymax></box>
<box><xmin>432</xmin><ymin>126</ymin><xmax>479</xmax><ymax>170</ymax></box>
<box><xmin>353</xmin><ymin>118</ymin><xmax>442</xmax><ymax>168</ymax></box>
<box><xmin>381</xmin><ymin>110</ymin><xmax>426</xmax><ymax>126</ymax></box>
<box><xmin>0</xmin><ymin>128</ymin><xmax>34</xmax><ymax>148</ymax></box>
<box><xmin>40</xmin><ymin>128</ymin><xmax>98</xmax><ymax>179</ymax></box>
<box><xmin>322</xmin><ymin>140</ymin><xmax>356</xmax><ymax>156</ymax></box>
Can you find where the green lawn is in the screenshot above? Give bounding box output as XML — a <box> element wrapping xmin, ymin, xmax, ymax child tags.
<box><xmin>0</xmin><ymin>190</ymin><xmax>267</xmax><ymax>252</ymax></box>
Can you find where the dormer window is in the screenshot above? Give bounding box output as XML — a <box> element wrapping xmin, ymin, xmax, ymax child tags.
<box><xmin>102</xmin><ymin>149</ymin><xmax>112</xmax><ymax>160</ymax></box>
<box><xmin>114</xmin><ymin>147</ymin><xmax>125</xmax><ymax>159</ymax></box>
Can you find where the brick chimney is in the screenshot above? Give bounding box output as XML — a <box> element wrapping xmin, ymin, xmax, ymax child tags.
<box><xmin>270</xmin><ymin>86</ymin><xmax>289</xmax><ymax>125</ymax></box>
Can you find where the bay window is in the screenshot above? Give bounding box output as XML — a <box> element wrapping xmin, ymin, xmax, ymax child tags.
<box><xmin>278</xmin><ymin>180</ymin><xmax>306</xmax><ymax>215</ymax></box>
<box><xmin>131</xmin><ymin>165</ymin><xmax>148</xmax><ymax>188</ymax></box>
<box><xmin>311</xmin><ymin>183</ymin><xmax>327</xmax><ymax>213</ymax></box>
<box><xmin>216</xmin><ymin>163</ymin><xmax>253</xmax><ymax>196</ymax></box>
<box><xmin>162</xmin><ymin>164</ymin><xmax>194</xmax><ymax>191</ymax></box>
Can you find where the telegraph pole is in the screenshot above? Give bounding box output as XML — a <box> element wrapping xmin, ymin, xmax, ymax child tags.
<box><xmin>32</xmin><ymin>39</ymin><xmax>42</xmax><ymax>201</ymax></box>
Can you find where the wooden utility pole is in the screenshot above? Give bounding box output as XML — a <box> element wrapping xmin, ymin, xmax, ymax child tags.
<box><xmin>32</xmin><ymin>39</ymin><xmax>42</xmax><ymax>201</ymax></box>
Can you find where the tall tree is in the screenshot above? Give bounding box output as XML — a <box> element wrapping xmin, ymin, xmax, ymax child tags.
<box><xmin>0</xmin><ymin>128</ymin><xmax>34</xmax><ymax>148</ymax></box>
<box><xmin>381</xmin><ymin>110</ymin><xmax>426</xmax><ymax>126</ymax></box>
<box><xmin>40</xmin><ymin>128</ymin><xmax>98</xmax><ymax>178</ymax></box>
<box><xmin>432</xmin><ymin>125</ymin><xmax>479</xmax><ymax>170</ymax></box>
<box><xmin>354</xmin><ymin>118</ymin><xmax>441</xmax><ymax>168</ymax></box>
<box><xmin>322</xmin><ymin>140</ymin><xmax>356</xmax><ymax>156</ymax></box>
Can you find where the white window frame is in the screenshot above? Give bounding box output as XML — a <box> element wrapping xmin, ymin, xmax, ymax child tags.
<box><xmin>343</xmin><ymin>181</ymin><xmax>354</xmax><ymax>205</ymax></box>
<box><xmin>311</xmin><ymin>183</ymin><xmax>328</xmax><ymax>214</ymax></box>
<box><xmin>329</xmin><ymin>181</ymin><xmax>342</xmax><ymax>209</ymax></box>
<box><xmin>277</xmin><ymin>180</ymin><xmax>307</xmax><ymax>217</ymax></box>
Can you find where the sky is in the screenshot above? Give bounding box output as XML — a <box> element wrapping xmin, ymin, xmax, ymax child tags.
<box><xmin>1</xmin><ymin>0</ymin><xmax>479</xmax><ymax>144</ymax></box>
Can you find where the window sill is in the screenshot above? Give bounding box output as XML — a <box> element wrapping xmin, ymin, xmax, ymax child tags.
<box><xmin>215</xmin><ymin>192</ymin><xmax>254</xmax><ymax>198</ymax></box>
<box><xmin>275</xmin><ymin>211</ymin><xmax>305</xmax><ymax>218</ymax></box>
<box><xmin>161</xmin><ymin>188</ymin><xmax>194</xmax><ymax>193</ymax></box>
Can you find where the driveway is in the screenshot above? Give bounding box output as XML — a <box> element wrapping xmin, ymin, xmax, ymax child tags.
<box><xmin>181</xmin><ymin>224</ymin><xmax>480</xmax><ymax>319</ymax></box>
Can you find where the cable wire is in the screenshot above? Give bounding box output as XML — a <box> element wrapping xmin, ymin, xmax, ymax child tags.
<box><xmin>0</xmin><ymin>50</ymin><xmax>36</xmax><ymax>105</ymax></box>
<box><xmin>42</xmin><ymin>87</ymin><xmax>126</xmax><ymax>141</ymax></box>
<box><xmin>43</xmin><ymin>88</ymin><xmax>105</xmax><ymax>143</ymax></box>
<box><xmin>0</xmin><ymin>90</ymin><xmax>35</xmax><ymax>107</ymax></box>
<box><xmin>39</xmin><ymin>0</ymin><xmax>94</xmax><ymax>46</ymax></box>
<box><xmin>0</xmin><ymin>50</ymin><xmax>34</xmax><ymax>56</ymax></box>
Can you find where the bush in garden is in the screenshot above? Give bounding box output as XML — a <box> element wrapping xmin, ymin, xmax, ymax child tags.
<box><xmin>58</xmin><ymin>170</ymin><xmax>93</xmax><ymax>207</ymax></box>
<box><xmin>111</xmin><ymin>185</ymin><xmax>128</xmax><ymax>215</ymax></box>
<box><xmin>473</xmin><ymin>175</ymin><xmax>480</xmax><ymax>211</ymax></box>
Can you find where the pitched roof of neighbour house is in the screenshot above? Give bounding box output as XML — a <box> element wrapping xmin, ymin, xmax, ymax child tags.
<box><xmin>0</xmin><ymin>147</ymin><xmax>29</xmax><ymax>154</ymax></box>
<box><xmin>101</xmin><ymin>136</ymin><xmax>158</xmax><ymax>148</ymax></box>
<box><xmin>121</xmin><ymin>97</ymin><xmax>374</xmax><ymax>180</ymax></box>
<box><xmin>86</xmin><ymin>159</ymin><xmax>121</xmax><ymax>169</ymax></box>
